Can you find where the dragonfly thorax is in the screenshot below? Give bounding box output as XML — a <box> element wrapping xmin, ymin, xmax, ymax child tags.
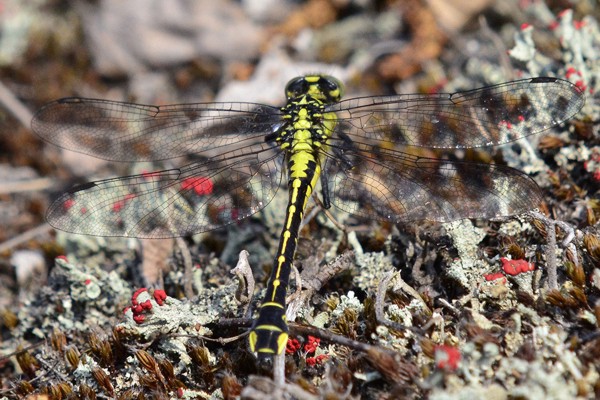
<box><xmin>269</xmin><ymin>75</ymin><xmax>343</xmax><ymax>153</ymax></box>
<box><xmin>275</xmin><ymin>102</ymin><xmax>330</xmax><ymax>151</ymax></box>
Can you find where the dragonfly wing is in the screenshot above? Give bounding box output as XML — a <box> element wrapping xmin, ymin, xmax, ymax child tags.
<box><xmin>46</xmin><ymin>143</ymin><xmax>284</xmax><ymax>238</ymax></box>
<box><xmin>323</xmin><ymin>141</ymin><xmax>542</xmax><ymax>223</ymax></box>
<box><xmin>328</xmin><ymin>77</ymin><xmax>584</xmax><ymax>148</ymax></box>
<box><xmin>32</xmin><ymin>98</ymin><xmax>282</xmax><ymax>161</ymax></box>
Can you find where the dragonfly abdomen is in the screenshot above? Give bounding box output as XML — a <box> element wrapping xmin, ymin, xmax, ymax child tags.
<box><xmin>249</xmin><ymin>149</ymin><xmax>321</xmax><ymax>358</ymax></box>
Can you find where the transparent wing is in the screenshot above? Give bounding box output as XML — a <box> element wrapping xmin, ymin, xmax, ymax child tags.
<box><xmin>45</xmin><ymin>142</ymin><xmax>284</xmax><ymax>238</ymax></box>
<box><xmin>327</xmin><ymin>77</ymin><xmax>584</xmax><ymax>149</ymax></box>
<box><xmin>32</xmin><ymin>98</ymin><xmax>282</xmax><ymax>161</ymax></box>
<box><xmin>322</xmin><ymin>140</ymin><xmax>542</xmax><ymax>223</ymax></box>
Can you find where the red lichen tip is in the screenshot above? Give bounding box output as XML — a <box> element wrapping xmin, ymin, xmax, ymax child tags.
<box><xmin>153</xmin><ymin>289</ymin><xmax>167</xmax><ymax>306</ymax></box>
<box><xmin>574</xmin><ymin>80</ymin><xmax>587</xmax><ymax>92</ymax></box>
<box><xmin>565</xmin><ymin>67</ymin><xmax>580</xmax><ymax>79</ymax></box>
<box><xmin>132</xmin><ymin>304</ymin><xmax>143</xmax><ymax>315</ymax></box>
<box><xmin>133</xmin><ymin>314</ymin><xmax>146</xmax><ymax>324</ymax></box>
<box><xmin>434</xmin><ymin>345</ymin><xmax>461</xmax><ymax>371</ymax></box>
<box><xmin>140</xmin><ymin>300</ymin><xmax>153</xmax><ymax>310</ymax></box>
<box><xmin>132</xmin><ymin>288</ymin><xmax>148</xmax><ymax>305</ymax></box>
<box><xmin>501</xmin><ymin>257</ymin><xmax>535</xmax><ymax>276</ymax></box>
<box><xmin>558</xmin><ymin>9</ymin><xmax>571</xmax><ymax>18</ymax></box>
<box><xmin>484</xmin><ymin>272</ymin><xmax>507</xmax><ymax>283</ymax></box>
<box><xmin>306</xmin><ymin>354</ymin><xmax>328</xmax><ymax>366</ymax></box>
<box><xmin>304</xmin><ymin>336</ymin><xmax>320</xmax><ymax>354</ymax></box>
<box><xmin>286</xmin><ymin>338</ymin><xmax>301</xmax><ymax>354</ymax></box>
<box><xmin>181</xmin><ymin>176</ymin><xmax>214</xmax><ymax>196</ymax></box>
<box><xmin>63</xmin><ymin>198</ymin><xmax>75</xmax><ymax>210</ymax></box>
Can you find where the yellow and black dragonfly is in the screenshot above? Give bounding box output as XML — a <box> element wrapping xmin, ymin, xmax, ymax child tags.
<box><xmin>32</xmin><ymin>75</ymin><xmax>584</xmax><ymax>365</ymax></box>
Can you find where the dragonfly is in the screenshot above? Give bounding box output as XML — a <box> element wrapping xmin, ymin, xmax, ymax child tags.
<box><xmin>32</xmin><ymin>75</ymin><xmax>585</xmax><ymax>366</ymax></box>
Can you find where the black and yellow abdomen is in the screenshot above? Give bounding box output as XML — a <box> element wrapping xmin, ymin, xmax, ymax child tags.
<box><xmin>249</xmin><ymin>75</ymin><xmax>341</xmax><ymax>363</ymax></box>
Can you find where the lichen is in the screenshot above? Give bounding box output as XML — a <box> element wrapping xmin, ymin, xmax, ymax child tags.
<box><xmin>443</xmin><ymin>219</ymin><xmax>489</xmax><ymax>290</ymax></box>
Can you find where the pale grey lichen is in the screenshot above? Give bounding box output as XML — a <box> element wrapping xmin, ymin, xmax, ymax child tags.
<box><xmin>122</xmin><ymin>293</ymin><xmax>212</xmax><ymax>340</ymax></box>
<box><xmin>354</xmin><ymin>251</ymin><xmax>394</xmax><ymax>294</ymax></box>
<box><xmin>310</xmin><ymin>311</ymin><xmax>330</xmax><ymax>329</ymax></box>
<box><xmin>508</xmin><ymin>25</ymin><xmax>540</xmax><ymax>73</ymax></box>
<box><xmin>443</xmin><ymin>219</ymin><xmax>489</xmax><ymax>290</ymax></box>
<box><xmin>429</xmin><ymin>332</ymin><xmax>581</xmax><ymax>400</ymax></box>
<box><xmin>497</xmin><ymin>218</ymin><xmax>535</xmax><ymax>237</ymax></box>
<box><xmin>12</xmin><ymin>256</ymin><xmax>133</xmax><ymax>340</ymax></box>
<box><xmin>427</xmin><ymin>298</ymin><xmax>599</xmax><ymax>399</ymax></box>
<box><xmin>581</xmin><ymin>146</ymin><xmax>600</xmax><ymax>179</ymax></box>
<box><xmin>330</xmin><ymin>291</ymin><xmax>363</xmax><ymax>322</ymax></box>
<box><xmin>385</xmin><ymin>300</ymin><xmax>420</xmax><ymax>328</ymax></box>
<box><xmin>429</xmin><ymin>383</ymin><xmax>509</xmax><ymax>400</ymax></box>
<box><xmin>118</xmin><ymin>277</ymin><xmax>237</xmax><ymax>373</ymax></box>
<box><xmin>371</xmin><ymin>299</ymin><xmax>422</xmax><ymax>353</ymax></box>
<box><xmin>444</xmin><ymin>220</ymin><xmax>486</xmax><ymax>260</ymax></box>
<box><xmin>373</xmin><ymin>324</ymin><xmax>408</xmax><ymax>352</ymax></box>
<box><xmin>507</xmin><ymin>265</ymin><xmax>535</xmax><ymax>292</ymax></box>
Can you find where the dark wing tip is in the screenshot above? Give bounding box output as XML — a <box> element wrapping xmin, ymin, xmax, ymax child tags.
<box><xmin>67</xmin><ymin>181</ymin><xmax>98</xmax><ymax>194</ymax></box>
<box><xmin>529</xmin><ymin>77</ymin><xmax>557</xmax><ymax>84</ymax></box>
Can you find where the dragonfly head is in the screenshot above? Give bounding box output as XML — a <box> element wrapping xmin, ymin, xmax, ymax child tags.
<box><xmin>285</xmin><ymin>75</ymin><xmax>344</xmax><ymax>103</ymax></box>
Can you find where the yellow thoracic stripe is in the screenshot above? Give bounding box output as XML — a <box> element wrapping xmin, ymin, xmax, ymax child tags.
<box><xmin>249</xmin><ymin>75</ymin><xmax>341</xmax><ymax>365</ymax></box>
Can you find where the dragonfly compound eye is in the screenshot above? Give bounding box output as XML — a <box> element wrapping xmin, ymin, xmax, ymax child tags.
<box><xmin>285</xmin><ymin>76</ymin><xmax>309</xmax><ymax>99</ymax></box>
<box><xmin>320</xmin><ymin>75</ymin><xmax>344</xmax><ymax>102</ymax></box>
